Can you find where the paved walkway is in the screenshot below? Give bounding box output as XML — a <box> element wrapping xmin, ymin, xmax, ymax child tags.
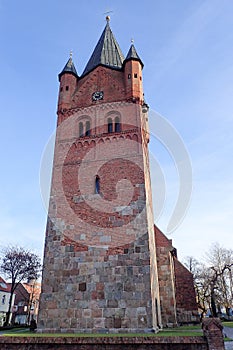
<box><xmin>224</xmin><ymin>327</ymin><xmax>233</xmax><ymax>339</ymax></box>
<box><xmin>224</xmin><ymin>327</ymin><xmax>233</xmax><ymax>350</ymax></box>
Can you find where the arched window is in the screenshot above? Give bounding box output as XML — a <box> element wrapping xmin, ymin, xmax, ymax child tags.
<box><xmin>85</xmin><ymin>121</ymin><xmax>91</xmax><ymax>136</ymax></box>
<box><xmin>79</xmin><ymin>122</ymin><xmax>84</xmax><ymax>137</ymax></box>
<box><xmin>107</xmin><ymin>118</ymin><xmax>113</xmax><ymax>133</ymax></box>
<box><xmin>115</xmin><ymin>117</ymin><xmax>121</xmax><ymax>132</ymax></box>
<box><xmin>95</xmin><ymin>176</ymin><xmax>100</xmax><ymax>194</ymax></box>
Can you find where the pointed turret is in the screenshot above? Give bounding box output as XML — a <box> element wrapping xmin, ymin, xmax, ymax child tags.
<box><xmin>124</xmin><ymin>44</ymin><xmax>144</xmax><ymax>68</ymax></box>
<box><xmin>123</xmin><ymin>42</ymin><xmax>144</xmax><ymax>103</ymax></box>
<box><xmin>58</xmin><ymin>54</ymin><xmax>78</xmax><ymax>81</ymax></box>
<box><xmin>58</xmin><ymin>53</ymin><xmax>78</xmax><ymax>115</ymax></box>
<box><xmin>82</xmin><ymin>17</ymin><xmax>125</xmax><ymax>76</ymax></box>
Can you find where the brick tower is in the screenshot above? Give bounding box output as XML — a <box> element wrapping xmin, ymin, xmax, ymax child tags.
<box><xmin>38</xmin><ymin>18</ymin><xmax>163</xmax><ymax>333</ymax></box>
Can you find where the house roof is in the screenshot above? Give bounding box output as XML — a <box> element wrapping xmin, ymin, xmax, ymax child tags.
<box><xmin>0</xmin><ymin>276</ymin><xmax>11</xmax><ymax>292</ymax></box>
<box><xmin>82</xmin><ymin>18</ymin><xmax>125</xmax><ymax>76</ymax></box>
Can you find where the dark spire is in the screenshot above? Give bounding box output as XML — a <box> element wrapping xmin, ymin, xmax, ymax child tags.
<box><xmin>82</xmin><ymin>17</ymin><xmax>125</xmax><ymax>76</ymax></box>
<box><xmin>124</xmin><ymin>43</ymin><xmax>144</xmax><ymax>68</ymax></box>
<box><xmin>59</xmin><ymin>52</ymin><xmax>78</xmax><ymax>81</ymax></box>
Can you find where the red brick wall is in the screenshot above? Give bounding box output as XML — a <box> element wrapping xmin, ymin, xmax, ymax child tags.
<box><xmin>174</xmin><ymin>258</ymin><xmax>197</xmax><ymax>311</ymax></box>
<box><xmin>0</xmin><ymin>336</ymin><xmax>208</xmax><ymax>350</ymax></box>
<box><xmin>154</xmin><ymin>225</ymin><xmax>199</xmax><ymax>325</ymax></box>
<box><xmin>174</xmin><ymin>258</ymin><xmax>199</xmax><ymax>324</ymax></box>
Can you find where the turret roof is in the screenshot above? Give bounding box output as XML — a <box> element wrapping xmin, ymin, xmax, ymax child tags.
<box><xmin>82</xmin><ymin>19</ymin><xmax>125</xmax><ymax>76</ymax></box>
<box><xmin>59</xmin><ymin>55</ymin><xmax>78</xmax><ymax>81</ymax></box>
<box><xmin>124</xmin><ymin>44</ymin><xmax>144</xmax><ymax>68</ymax></box>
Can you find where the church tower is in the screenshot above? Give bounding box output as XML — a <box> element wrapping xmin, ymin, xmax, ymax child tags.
<box><xmin>38</xmin><ymin>18</ymin><xmax>162</xmax><ymax>333</ymax></box>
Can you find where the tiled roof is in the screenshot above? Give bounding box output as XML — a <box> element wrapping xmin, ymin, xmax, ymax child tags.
<box><xmin>124</xmin><ymin>44</ymin><xmax>143</xmax><ymax>67</ymax></box>
<box><xmin>59</xmin><ymin>56</ymin><xmax>78</xmax><ymax>80</ymax></box>
<box><xmin>82</xmin><ymin>20</ymin><xmax>125</xmax><ymax>76</ymax></box>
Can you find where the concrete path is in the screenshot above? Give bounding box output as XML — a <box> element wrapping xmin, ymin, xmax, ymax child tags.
<box><xmin>224</xmin><ymin>327</ymin><xmax>233</xmax><ymax>339</ymax></box>
<box><xmin>224</xmin><ymin>327</ymin><xmax>233</xmax><ymax>350</ymax></box>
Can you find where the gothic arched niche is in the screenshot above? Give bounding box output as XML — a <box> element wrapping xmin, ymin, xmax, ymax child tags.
<box><xmin>75</xmin><ymin>115</ymin><xmax>92</xmax><ymax>138</ymax></box>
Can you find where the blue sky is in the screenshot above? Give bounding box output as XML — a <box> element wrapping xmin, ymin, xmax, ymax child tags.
<box><xmin>0</xmin><ymin>0</ymin><xmax>232</xmax><ymax>262</ymax></box>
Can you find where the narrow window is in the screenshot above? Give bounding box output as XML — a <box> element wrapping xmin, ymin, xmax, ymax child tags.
<box><xmin>85</xmin><ymin>121</ymin><xmax>91</xmax><ymax>136</ymax></box>
<box><xmin>79</xmin><ymin>122</ymin><xmax>84</xmax><ymax>137</ymax></box>
<box><xmin>79</xmin><ymin>282</ymin><xmax>86</xmax><ymax>292</ymax></box>
<box><xmin>115</xmin><ymin>117</ymin><xmax>121</xmax><ymax>132</ymax></box>
<box><xmin>95</xmin><ymin>176</ymin><xmax>100</xmax><ymax>194</ymax></box>
<box><xmin>2</xmin><ymin>295</ymin><xmax>5</xmax><ymax>304</ymax></box>
<box><xmin>66</xmin><ymin>86</ymin><xmax>69</xmax><ymax>91</ymax></box>
<box><xmin>134</xmin><ymin>73</ymin><xmax>137</xmax><ymax>78</ymax></box>
<box><xmin>128</xmin><ymin>74</ymin><xmax>131</xmax><ymax>79</ymax></box>
<box><xmin>60</xmin><ymin>87</ymin><xmax>63</xmax><ymax>92</ymax></box>
<box><xmin>107</xmin><ymin>118</ymin><xmax>113</xmax><ymax>133</ymax></box>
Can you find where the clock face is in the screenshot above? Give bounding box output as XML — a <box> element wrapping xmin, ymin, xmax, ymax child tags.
<box><xmin>92</xmin><ymin>91</ymin><xmax>104</xmax><ymax>101</ymax></box>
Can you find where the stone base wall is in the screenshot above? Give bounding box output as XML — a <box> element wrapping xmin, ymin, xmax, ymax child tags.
<box><xmin>0</xmin><ymin>336</ymin><xmax>208</xmax><ymax>350</ymax></box>
<box><xmin>38</xmin><ymin>234</ymin><xmax>155</xmax><ymax>333</ymax></box>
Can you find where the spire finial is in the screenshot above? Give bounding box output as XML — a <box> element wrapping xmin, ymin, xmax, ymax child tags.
<box><xmin>104</xmin><ymin>10</ymin><xmax>113</xmax><ymax>23</ymax></box>
<box><xmin>70</xmin><ymin>50</ymin><xmax>73</xmax><ymax>60</ymax></box>
<box><xmin>131</xmin><ymin>38</ymin><xmax>134</xmax><ymax>44</ymax></box>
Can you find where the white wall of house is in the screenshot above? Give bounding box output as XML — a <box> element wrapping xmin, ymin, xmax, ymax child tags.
<box><xmin>0</xmin><ymin>290</ymin><xmax>15</xmax><ymax>325</ymax></box>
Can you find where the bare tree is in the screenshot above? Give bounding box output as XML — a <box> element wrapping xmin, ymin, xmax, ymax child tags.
<box><xmin>184</xmin><ymin>257</ymin><xmax>211</xmax><ymax>320</ymax></box>
<box><xmin>0</xmin><ymin>246</ymin><xmax>41</xmax><ymax>326</ymax></box>
<box><xmin>206</xmin><ymin>243</ymin><xmax>233</xmax><ymax>316</ymax></box>
<box><xmin>184</xmin><ymin>243</ymin><xmax>233</xmax><ymax>320</ymax></box>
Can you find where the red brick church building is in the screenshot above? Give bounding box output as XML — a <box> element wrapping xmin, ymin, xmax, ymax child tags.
<box><xmin>38</xmin><ymin>18</ymin><xmax>199</xmax><ymax>333</ymax></box>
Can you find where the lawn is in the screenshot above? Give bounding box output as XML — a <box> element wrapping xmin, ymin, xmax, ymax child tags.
<box><xmin>2</xmin><ymin>325</ymin><xmax>202</xmax><ymax>337</ymax></box>
<box><xmin>223</xmin><ymin>322</ymin><xmax>233</xmax><ymax>328</ymax></box>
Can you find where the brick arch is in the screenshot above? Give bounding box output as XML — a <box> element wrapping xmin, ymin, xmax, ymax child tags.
<box><xmin>76</xmin><ymin>141</ymin><xmax>83</xmax><ymax>149</ymax></box>
<box><xmin>105</xmin><ymin>110</ymin><xmax>122</xmax><ymax>134</ymax></box>
<box><xmin>105</xmin><ymin>110</ymin><xmax>121</xmax><ymax>119</ymax></box>
<box><xmin>132</xmin><ymin>134</ymin><xmax>138</xmax><ymax>142</ymax></box>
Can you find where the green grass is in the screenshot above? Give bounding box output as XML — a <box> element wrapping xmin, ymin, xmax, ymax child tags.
<box><xmin>3</xmin><ymin>332</ymin><xmax>203</xmax><ymax>337</ymax></box>
<box><xmin>2</xmin><ymin>325</ymin><xmax>203</xmax><ymax>338</ymax></box>
<box><xmin>173</xmin><ymin>325</ymin><xmax>202</xmax><ymax>330</ymax></box>
<box><xmin>223</xmin><ymin>321</ymin><xmax>233</xmax><ymax>328</ymax></box>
